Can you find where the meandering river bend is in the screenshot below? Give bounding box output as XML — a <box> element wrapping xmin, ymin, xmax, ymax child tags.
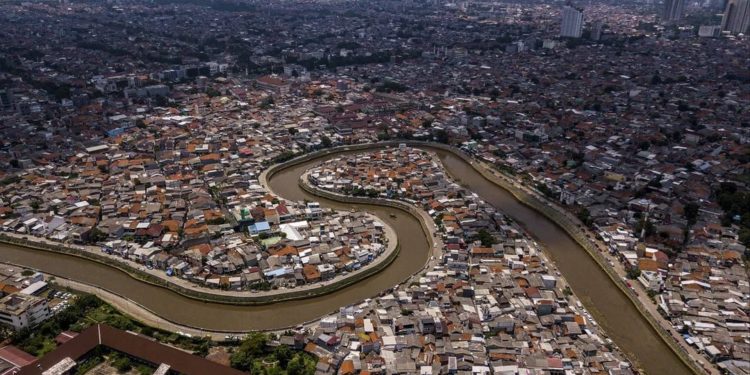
<box><xmin>0</xmin><ymin>145</ymin><xmax>689</xmax><ymax>374</ymax></box>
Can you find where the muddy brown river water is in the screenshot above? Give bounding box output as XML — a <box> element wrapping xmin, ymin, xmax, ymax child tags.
<box><xmin>0</xmin><ymin>145</ymin><xmax>690</xmax><ymax>374</ymax></box>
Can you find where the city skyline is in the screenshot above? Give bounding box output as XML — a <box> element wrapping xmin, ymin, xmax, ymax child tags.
<box><xmin>0</xmin><ymin>1</ymin><xmax>747</xmax><ymax>374</ymax></box>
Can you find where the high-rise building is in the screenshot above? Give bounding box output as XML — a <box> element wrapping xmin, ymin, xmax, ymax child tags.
<box><xmin>662</xmin><ymin>0</ymin><xmax>686</xmax><ymax>21</ymax></box>
<box><xmin>0</xmin><ymin>89</ymin><xmax>12</xmax><ymax>110</ymax></box>
<box><xmin>721</xmin><ymin>0</ymin><xmax>750</xmax><ymax>34</ymax></box>
<box><xmin>560</xmin><ymin>6</ymin><xmax>584</xmax><ymax>38</ymax></box>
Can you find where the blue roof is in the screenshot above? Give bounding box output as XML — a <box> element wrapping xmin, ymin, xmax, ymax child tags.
<box><xmin>265</xmin><ymin>268</ymin><xmax>290</xmax><ymax>278</ymax></box>
<box><xmin>250</xmin><ymin>221</ymin><xmax>271</xmax><ymax>233</ymax></box>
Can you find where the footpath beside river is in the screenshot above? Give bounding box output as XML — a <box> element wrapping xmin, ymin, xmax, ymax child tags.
<box><xmin>430</xmin><ymin>146</ymin><xmax>700</xmax><ymax>375</ymax></box>
<box><xmin>0</xmin><ymin>144</ymin><xmax>433</xmax><ymax>331</ymax></box>
<box><xmin>0</xmin><ymin>141</ymin><xmax>700</xmax><ymax>374</ymax></box>
<box><xmin>464</xmin><ymin>160</ymin><xmax>716</xmax><ymax>375</ymax></box>
<box><xmin>0</xmin><ymin>212</ymin><xmax>399</xmax><ymax>302</ymax></box>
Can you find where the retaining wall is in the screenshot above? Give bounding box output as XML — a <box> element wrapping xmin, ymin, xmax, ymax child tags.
<box><xmin>299</xmin><ymin>174</ymin><xmax>440</xmax><ymax>285</ymax></box>
<box><xmin>0</xmin><ymin>141</ymin><xmax>706</xmax><ymax>373</ymax></box>
<box><xmin>271</xmin><ymin>140</ymin><xmax>702</xmax><ymax>375</ymax></box>
<box><xmin>419</xmin><ymin>143</ymin><xmax>704</xmax><ymax>375</ymax></box>
<box><xmin>0</xmin><ymin>227</ymin><xmax>403</xmax><ymax>307</ymax></box>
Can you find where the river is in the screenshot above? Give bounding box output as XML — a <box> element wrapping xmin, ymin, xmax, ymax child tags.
<box><xmin>434</xmin><ymin>150</ymin><xmax>691</xmax><ymax>375</ymax></box>
<box><xmin>0</xmin><ymin>145</ymin><xmax>689</xmax><ymax>374</ymax></box>
<box><xmin>0</xmin><ymin>150</ymin><xmax>429</xmax><ymax>332</ymax></box>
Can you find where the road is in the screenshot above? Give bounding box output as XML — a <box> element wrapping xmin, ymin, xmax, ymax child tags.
<box><xmin>476</xmin><ymin>160</ymin><xmax>718</xmax><ymax>375</ymax></box>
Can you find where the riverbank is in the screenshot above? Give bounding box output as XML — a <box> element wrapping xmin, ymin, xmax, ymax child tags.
<box><xmin>8</xmin><ymin>210</ymin><xmax>399</xmax><ymax>298</ymax></box>
<box><xmin>0</xmin><ymin>229</ymin><xmax>400</xmax><ymax>306</ymax></box>
<box><xmin>0</xmin><ymin>144</ymin><xmax>433</xmax><ymax>331</ymax></box>
<box><xmin>429</xmin><ymin>144</ymin><xmax>707</xmax><ymax>375</ymax></box>
<box><xmin>302</xmin><ymin>147</ymin><xmax>644</xmax><ymax>358</ymax></box>
<box><xmin>299</xmin><ymin>171</ymin><xmax>443</xmax><ymax>264</ymax></box>
<box><xmin>0</xmin><ymin>258</ymin><xmax>327</xmax><ymax>344</ymax></box>
<box><xmin>0</xmin><ymin>141</ymin><xmax>704</xmax><ymax>373</ymax></box>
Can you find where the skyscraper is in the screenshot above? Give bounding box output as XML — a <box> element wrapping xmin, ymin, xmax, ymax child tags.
<box><xmin>0</xmin><ymin>89</ymin><xmax>12</xmax><ymax>110</ymax></box>
<box><xmin>560</xmin><ymin>6</ymin><xmax>584</xmax><ymax>38</ymax></box>
<box><xmin>662</xmin><ymin>0</ymin><xmax>686</xmax><ymax>21</ymax></box>
<box><xmin>721</xmin><ymin>0</ymin><xmax>750</xmax><ymax>34</ymax></box>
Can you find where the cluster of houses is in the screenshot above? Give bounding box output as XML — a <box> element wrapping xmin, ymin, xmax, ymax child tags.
<box><xmin>304</xmin><ymin>147</ymin><xmax>634</xmax><ymax>374</ymax></box>
<box><xmin>98</xmin><ymin>207</ymin><xmax>388</xmax><ymax>290</ymax></box>
<box><xmin>657</xmin><ymin>247</ymin><xmax>749</xmax><ymax>369</ymax></box>
<box><xmin>0</xmin><ymin>95</ymin><xmax>390</xmax><ymax>291</ymax></box>
<box><xmin>597</xmin><ymin>223</ymin><xmax>749</xmax><ymax>368</ymax></box>
<box><xmin>0</xmin><ymin>192</ymin><xmax>388</xmax><ymax>291</ymax></box>
<box><xmin>307</xmin><ymin>146</ymin><xmax>445</xmax><ymax>203</ymax></box>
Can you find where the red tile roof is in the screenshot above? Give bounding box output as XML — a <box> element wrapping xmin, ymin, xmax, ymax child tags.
<box><xmin>0</xmin><ymin>345</ymin><xmax>35</xmax><ymax>368</ymax></box>
<box><xmin>19</xmin><ymin>324</ymin><xmax>244</xmax><ymax>375</ymax></box>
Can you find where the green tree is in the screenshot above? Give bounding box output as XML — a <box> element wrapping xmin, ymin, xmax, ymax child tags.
<box><xmin>635</xmin><ymin>218</ymin><xmax>656</xmax><ymax>238</ymax></box>
<box><xmin>87</xmin><ymin>228</ymin><xmax>108</xmax><ymax>244</ymax></box>
<box><xmin>562</xmin><ymin>286</ymin><xmax>573</xmax><ymax>297</ymax></box>
<box><xmin>472</xmin><ymin>229</ymin><xmax>497</xmax><ymax>247</ymax></box>
<box><xmin>273</xmin><ymin>345</ymin><xmax>292</xmax><ymax>367</ymax></box>
<box><xmin>106</xmin><ymin>314</ymin><xmax>135</xmax><ymax>331</ymax></box>
<box><xmin>627</xmin><ymin>268</ymin><xmax>641</xmax><ymax>280</ymax></box>
<box><xmin>112</xmin><ymin>355</ymin><xmax>132</xmax><ymax>373</ymax></box>
<box><xmin>206</xmin><ymin>88</ymin><xmax>222</xmax><ymax>98</ymax></box>
<box><xmin>435</xmin><ymin>129</ymin><xmax>449</xmax><ymax>144</ymax></box>
<box><xmin>230</xmin><ymin>333</ymin><xmax>268</xmax><ymax>371</ymax></box>
<box><xmin>195</xmin><ymin>341</ymin><xmax>210</xmax><ymax>357</ymax></box>
<box><xmin>287</xmin><ymin>353</ymin><xmax>315</xmax><ymax>375</ymax></box>
<box><xmin>321</xmin><ymin>135</ymin><xmax>332</xmax><ymax>148</ymax></box>
<box><xmin>577</xmin><ymin>207</ymin><xmax>593</xmax><ymax>226</ymax></box>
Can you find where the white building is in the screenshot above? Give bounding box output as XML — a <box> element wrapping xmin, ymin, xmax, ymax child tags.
<box><xmin>0</xmin><ymin>294</ymin><xmax>51</xmax><ymax>331</ymax></box>
<box><xmin>560</xmin><ymin>6</ymin><xmax>584</xmax><ymax>38</ymax></box>
<box><xmin>698</xmin><ymin>25</ymin><xmax>722</xmax><ymax>37</ymax></box>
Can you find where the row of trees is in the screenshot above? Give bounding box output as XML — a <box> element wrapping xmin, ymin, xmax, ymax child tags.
<box><xmin>5</xmin><ymin>289</ymin><xmax>319</xmax><ymax>374</ymax></box>
<box><xmin>12</xmin><ymin>294</ymin><xmax>104</xmax><ymax>355</ymax></box>
<box><xmin>715</xmin><ymin>182</ymin><xmax>750</xmax><ymax>249</ymax></box>
<box><xmin>230</xmin><ymin>333</ymin><xmax>316</xmax><ymax>375</ymax></box>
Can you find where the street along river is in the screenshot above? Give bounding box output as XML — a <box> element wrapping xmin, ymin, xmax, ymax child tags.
<box><xmin>0</xmin><ymin>144</ymin><xmax>689</xmax><ymax>374</ymax></box>
<box><xmin>432</xmin><ymin>149</ymin><xmax>691</xmax><ymax>375</ymax></box>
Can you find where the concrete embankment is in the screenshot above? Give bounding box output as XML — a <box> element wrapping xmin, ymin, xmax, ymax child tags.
<box><xmin>0</xmin><ymin>141</ymin><xmax>706</xmax><ymax>373</ymax></box>
<box><xmin>0</xmin><ymin>143</ymin><xmax>432</xmax><ymax>331</ymax></box>
<box><xmin>423</xmin><ymin>143</ymin><xmax>702</xmax><ymax>375</ymax></box>
<box><xmin>0</xmin><ymin>232</ymin><xmax>399</xmax><ymax>306</ymax></box>
<box><xmin>299</xmin><ymin>172</ymin><xmax>444</xmax><ymax>278</ymax></box>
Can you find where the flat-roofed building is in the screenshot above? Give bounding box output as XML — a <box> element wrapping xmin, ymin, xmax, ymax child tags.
<box><xmin>0</xmin><ymin>294</ymin><xmax>51</xmax><ymax>331</ymax></box>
